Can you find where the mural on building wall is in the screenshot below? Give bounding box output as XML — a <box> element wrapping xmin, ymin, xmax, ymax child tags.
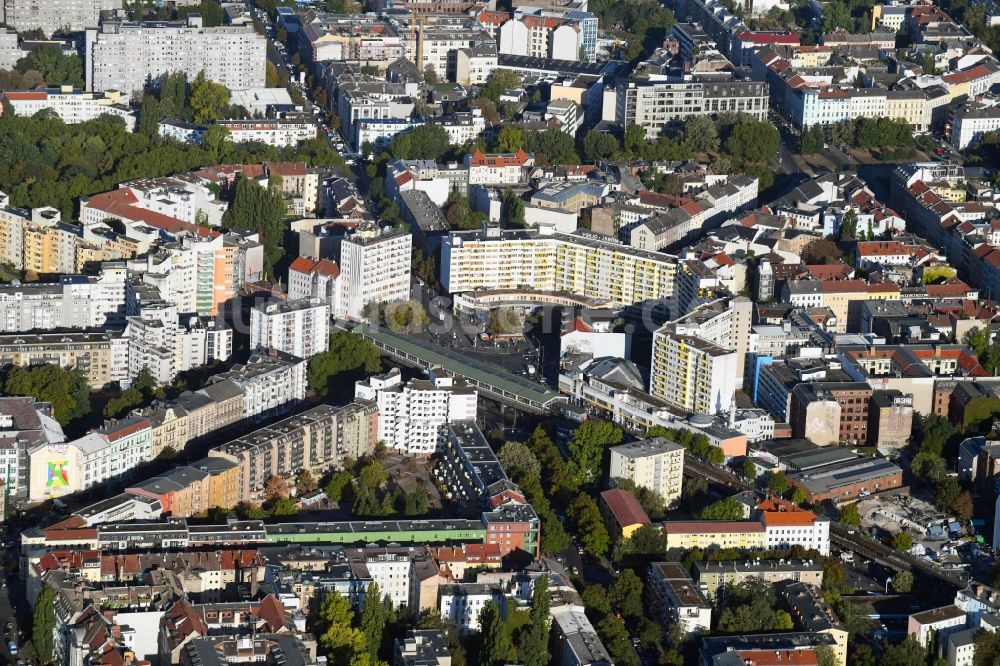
<box><xmin>46</xmin><ymin>460</ymin><xmax>69</xmax><ymax>489</ymax></box>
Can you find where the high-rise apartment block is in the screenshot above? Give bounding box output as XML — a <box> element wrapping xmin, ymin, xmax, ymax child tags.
<box><xmin>2</xmin><ymin>0</ymin><xmax>120</xmax><ymax>36</ymax></box>
<box><xmin>650</xmin><ymin>329</ymin><xmax>737</xmax><ymax>415</ymax></box>
<box><xmin>250</xmin><ymin>298</ymin><xmax>330</xmax><ymax>359</ymax></box>
<box><xmin>85</xmin><ymin>17</ymin><xmax>266</xmax><ymax>95</ymax></box>
<box><xmin>608</xmin><ymin>437</ymin><xmax>685</xmax><ymax>506</ymax></box>
<box><xmin>338</xmin><ymin>225</ymin><xmax>412</xmax><ymax>321</ymax></box>
<box><xmin>442</xmin><ymin>228</ymin><xmax>678</xmax><ymax>308</ymax></box>
<box><xmin>355</xmin><ymin>368</ymin><xmax>478</xmax><ymax>456</ymax></box>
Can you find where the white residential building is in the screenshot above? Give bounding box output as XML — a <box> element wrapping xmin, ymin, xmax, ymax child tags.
<box><xmin>121</xmin><ymin>176</ymin><xmax>227</xmax><ymax>227</ymax></box>
<box><xmin>338</xmin><ymin>225</ymin><xmax>412</xmax><ymax>321</ymax></box>
<box><xmin>438</xmin><ymin>583</ymin><xmax>505</xmax><ymax>634</ymax></box>
<box><xmin>608</xmin><ymin>437</ymin><xmax>685</xmax><ymax>506</ymax></box>
<box><xmin>0</xmin><ymin>262</ymin><xmax>127</xmax><ymax>332</ymax></box>
<box><xmin>124</xmin><ymin>309</ymin><xmax>233</xmax><ymax>386</ymax></box>
<box><xmin>354</xmin><ymin>368</ymin><xmax>477</xmax><ymax>456</ymax></box>
<box><xmin>2</xmin><ymin>0</ymin><xmax>121</xmax><ymax>36</ymax></box>
<box><xmin>217</xmin><ymin>113</ymin><xmax>317</xmax><ymax>148</ymax></box>
<box><xmin>287</xmin><ymin>257</ymin><xmax>341</xmax><ymax>312</ymax></box>
<box><xmin>951</xmin><ymin>104</ymin><xmax>1000</xmax><ymax>151</ymax></box>
<box><xmin>648</xmin><ymin>562</ymin><xmax>713</xmax><ymax>635</ymax></box>
<box><xmin>250</xmin><ymin>298</ymin><xmax>330</xmax><ymax>359</ymax></box>
<box><xmin>441</xmin><ymin>228</ymin><xmax>679</xmax><ymax>308</ymax></box>
<box><xmin>756</xmin><ymin>499</ymin><xmax>831</xmax><ymax>556</ymax></box>
<box><xmin>427</xmin><ymin>110</ymin><xmax>486</xmax><ymax>146</ymax></box>
<box><xmin>354</xmin><ymin>117</ymin><xmax>423</xmax><ymax>152</ymax></box>
<box><xmin>464</xmin><ymin>149</ymin><xmax>534</xmax><ymax>186</ymax></box>
<box><xmin>84</xmin><ymin>17</ymin><xmax>266</xmax><ymax>95</ymax></box>
<box><xmin>649</xmin><ymin>328</ymin><xmax>737</xmax><ymax>415</ymax></box>
<box><xmin>2</xmin><ymin>87</ymin><xmax>138</xmax><ymax>130</ymax></box>
<box><xmin>206</xmin><ymin>352</ymin><xmax>308</xmax><ymax>419</ymax></box>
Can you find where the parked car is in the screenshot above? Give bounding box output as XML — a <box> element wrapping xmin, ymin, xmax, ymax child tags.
<box><xmin>8</xmin><ymin>640</ymin><xmax>17</xmax><ymax>655</ymax></box>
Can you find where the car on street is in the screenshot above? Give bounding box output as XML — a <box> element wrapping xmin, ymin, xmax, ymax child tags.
<box><xmin>8</xmin><ymin>639</ymin><xmax>17</xmax><ymax>655</ymax></box>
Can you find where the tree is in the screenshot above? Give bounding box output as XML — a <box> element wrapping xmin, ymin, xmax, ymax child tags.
<box><xmin>839</xmin><ymin>503</ymin><xmax>861</xmax><ymax>527</ymax></box>
<box><xmin>922</xmin><ymin>53</ymin><xmax>936</xmax><ymax>75</ymax></box>
<box><xmin>790</xmin><ymin>486</ymin><xmax>808</xmax><ymax>505</ymax></box>
<box><xmin>891</xmin><ymin>570</ymin><xmax>913</xmax><ymax>593</ymax></box>
<box><xmin>176</xmin><ymin>1</ymin><xmax>225</xmax><ymax>26</ymax></box>
<box><xmin>851</xmin><ymin>645</ymin><xmax>877</xmax><ymax>666</ymax></box>
<box><xmin>221</xmin><ymin>175</ymin><xmax>286</xmax><ymax>273</ymax></box>
<box><xmin>33</xmin><ymin>585</ymin><xmax>56</xmax><ymax>665</ymax></box>
<box><xmin>767</xmin><ymin>471</ymin><xmax>789</xmax><ymax>495</ymax></box>
<box><xmin>701</xmin><ymin>496</ymin><xmax>745</xmax><ymax>520</ymax></box>
<box><xmin>139</xmin><ymin>95</ymin><xmax>160</xmax><ymax>137</ymax></box>
<box><xmin>158</xmin><ymin>71</ymin><xmax>190</xmax><ymax>120</ymax></box>
<box><xmin>2</xmin><ymin>364</ymin><xmax>90</xmax><ymax>426</ymax></box>
<box><xmin>496</xmin><ymin>126</ymin><xmax>525</xmax><ymax>153</ymax></box>
<box><xmin>295</xmin><ymin>468</ymin><xmax>318</xmax><ymax>495</ymax></box>
<box><xmin>472</xmin><ymin>98</ymin><xmax>500</xmax><ymax>123</ymax></box>
<box><xmin>389</xmin><ymin>124</ymin><xmax>451</xmax><ymax>161</ymax></box>
<box><xmin>801</xmin><ymin>238</ymin><xmax>844</xmax><ymax>265</ymax></box>
<box><xmin>975</xmin><ymin>628</ymin><xmax>1000</xmax><ymax>666</ymax></box>
<box><xmin>568</xmin><ymin>492</ymin><xmax>610</xmax><ymax>558</ymax></box>
<box><xmin>815</xmin><ymin>645</ymin><xmax>837</xmax><ymax>666</ymax></box>
<box><xmin>609</xmin><ymin>569</ymin><xmax>644</xmax><ymax>621</ymax></box>
<box><xmin>360</xmin><ymin>460</ymin><xmax>388</xmax><ymax>489</ymax></box>
<box><xmin>269</xmin><ymin>496</ymin><xmax>298</xmax><ymax>517</ymax></box>
<box><xmin>498</xmin><ymin>441</ymin><xmax>541</xmax><ymax>481</ymax></box>
<box><xmin>480</xmin><ymin>69</ymin><xmax>522</xmax><ymax>103</ymax></box>
<box><xmin>742</xmin><ymin>459</ymin><xmax>757</xmax><ymax>480</ymax></box>
<box><xmin>360</xmin><ymin>583</ymin><xmax>387</xmax><ymax>654</ymax></box>
<box><xmin>624</xmin><ymin>124</ymin><xmax>646</xmax><ymax>156</ymax></box>
<box><xmin>799</xmin><ymin>124</ymin><xmax>825</xmax><ymax>155</ymax></box>
<box><xmin>189</xmin><ymin>71</ymin><xmax>231</xmax><ymax>123</ymax></box>
<box><xmin>953</xmin><ymin>491</ymin><xmax>974</xmax><ymax>521</ymax></box>
<box><xmin>623</xmin><ymin>524</ymin><xmax>668</xmax><ymax>555</ymax></box>
<box><xmin>317</xmin><ymin>593</ymin><xmax>365</xmax><ymax>660</ymax></box>
<box><xmin>324</xmin><ymin>470</ymin><xmax>354</xmax><ymax>502</ymax></box>
<box><xmin>264</xmin><ymin>475</ymin><xmax>288</xmax><ymax>502</ymax></box>
<box><xmin>583</xmin><ymin>130</ymin><xmax>620</xmax><ymax>161</ymax></box>
<box><xmin>307</xmin><ymin>332</ymin><xmax>382</xmax><ymax>399</ymax></box>
<box><xmin>525</xmin><ymin>128</ymin><xmax>579</xmax><ymax>164</ymax></box>
<box><xmin>566</xmin><ymin>420</ymin><xmax>623</xmax><ymax>483</ymax></box>
<box><xmin>479</xmin><ymin>601</ymin><xmax>512</xmax><ymax>666</ymax></box>
<box><xmin>519</xmin><ymin>576</ymin><xmax>551</xmax><ymax>666</ymax></box>
<box><xmin>501</xmin><ymin>188</ymin><xmax>524</xmax><ymax>227</ymax></box>
<box><xmin>881</xmin><ymin>637</ymin><xmax>928</xmax><ymax>666</ymax></box>
<box><xmin>892</xmin><ymin>531</ymin><xmax>913</xmax><ymax>552</ymax></box>
<box><xmin>840</xmin><ymin>208</ymin><xmax>858</xmax><ymax>240</ymax></box>
<box><xmin>16</xmin><ymin>45</ymin><xmax>84</xmax><ymax>88</ymax></box>
<box><xmin>707</xmin><ymin>446</ymin><xmax>725</xmax><ymax>466</ymax></box>
<box><xmin>724</xmin><ymin>118</ymin><xmax>779</xmax><ymax>162</ymax></box>
<box><xmin>681</xmin><ymin>115</ymin><xmax>720</xmax><ymax>153</ymax></box>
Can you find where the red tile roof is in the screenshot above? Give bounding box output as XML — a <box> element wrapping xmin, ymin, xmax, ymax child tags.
<box><xmin>600</xmin><ymin>489</ymin><xmax>650</xmax><ymax>528</ymax></box>
<box><xmin>467</xmin><ymin>149</ymin><xmax>530</xmax><ymax>168</ymax></box>
<box><xmin>288</xmin><ymin>257</ymin><xmax>318</xmax><ymax>274</ymax></box>
<box><xmin>86</xmin><ymin>190</ymin><xmax>218</xmax><ymax>239</ymax></box>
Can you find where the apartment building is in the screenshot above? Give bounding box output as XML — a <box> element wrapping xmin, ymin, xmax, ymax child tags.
<box><xmin>0</xmin><ymin>398</ymin><xmax>65</xmax><ymax>504</ymax></box>
<box><xmin>28</xmin><ymin>418</ymin><xmax>151</xmax><ymax>501</ymax></box>
<box><xmin>354</xmin><ymin>368</ymin><xmax>477</xmax><ymax>456</ymax></box>
<box><xmin>438</xmin><ymin>583</ymin><xmax>505</xmax><ymax>633</ymax></box>
<box><xmin>354</xmin><ymin>117</ymin><xmax>422</xmax><ymax>152</ymax></box>
<box><xmin>464</xmin><ymin>149</ymin><xmax>534</xmax><ymax>186</ymax></box>
<box><xmin>287</xmin><ymin>257</ymin><xmax>340</xmax><ymax>312</ymax></box>
<box><xmin>0</xmin><ymin>262</ymin><xmax>126</xmax><ymax>331</ymax></box>
<box><xmin>123</xmin><ymin>313</ymin><xmax>233</xmax><ymax>386</ymax></box>
<box><xmin>442</xmin><ymin>228</ymin><xmax>679</xmax><ymax>308</ymax></box>
<box><xmin>0</xmin><ymin>330</ymin><xmax>124</xmax><ymax>388</ymax></box>
<box><xmin>250</xmin><ymin>298</ymin><xmax>330</xmax><ymax>359</ymax></box>
<box><xmin>454</xmin><ymin>44</ymin><xmax>498</xmax><ymax>85</ymax></box>
<box><xmin>608</xmin><ymin>437</ymin><xmax>685</xmax><ymax>506</ymax></box>
<box><xmin>662</xmin><ymin>520</ymin><xmax>767</xmax><ymax>550</ymax></box>
<box><xmin>612</xmin><ymin>72</ymin><xmax>768</xmax><ymax>137</ymax></box>
<box><xmin>951</xmin><ymin>103</ymin><xmax>1000</xmax><ymax>151</ymax></box>
<box><xmin>2</xmin><ymin>88</ymin><xmax>137</xmax><ymax>130</ymax></box>
<box><xmin>755</xmin><ymin>498</ymin><xmax>831</xmax><ymax>555</ymax></box>
<box><xmin>649</xmin><ymin>328</ymin><xmax>737</xmax><ymax>415</ymax></box>
<box><xmin>217</xmin><ymin>113</ymin><xmax>317</xmax><ymax>148</ymax></box>
<box><xmin>0</xmin><ymin>29</ymin><xmax>20</xmax><ymax>71</ymax></box>
<box><xmin>119</xmin><ymin>176</ymin><xmax>227</xmax><ymax>227</ymax></box>
<box><xmin>2</xmin><ymin>0</ymin><xmax>120</xmax><ymax>35</ymax></box>
<box><xmin>387</xmin><ymin>159</ymin><xmax>470</xmax><ymax>206</ymax></box>
<box><xmin>789</xmin><ymin>381</ymin><xmax>873</xmax><ymax>446</ymax></box>
<box><xmin>0</xmin><ymin>198</ymin><xmax>123</xmax><ymax>276</ymax></box>
<box><xmin>208</xmin><ymin>404</ymin><xmax>354</xmax><ymax>503</ymax></box>
<box><xmin>338</xmin><ymin>225</ymin><xmax>412</xmax><ymax>321</ymax></box>
<box><xmin>333</xmin><ymin>80</ymin><xmax>416</xmax><ymax>149</ymax></box>
<box><xmin>84</xmin><ymin>17</ymin><xmax>266</xmax><ymax>95</ymax></box>
<box><xmin>390</xmin><ymin>15</ymin><xmax>491</xmax><ymax>81</ymax></box>
<box><xmin>694</xmin><ymin>559</ymin><xmax>825</xmax><ymax>599</ymax></box>
<box><xmin>648</xmin><ymin>562</ymin><xmax>712</xmax><ymax>634</ymax></box>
